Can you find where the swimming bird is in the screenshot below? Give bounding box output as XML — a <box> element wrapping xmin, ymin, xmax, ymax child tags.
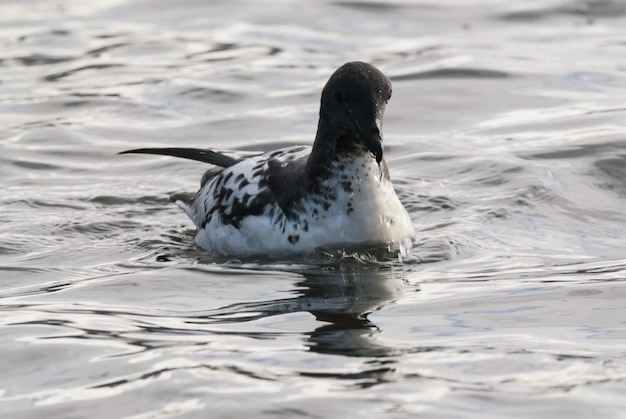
<box><xmin>120</xmin><ymin>61</ymin><xmax>414</xmax><ymax>257</ymax></box>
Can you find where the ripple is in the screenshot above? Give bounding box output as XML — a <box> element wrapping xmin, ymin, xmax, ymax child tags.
<box><xmin>596</xmin><ymin>156</ymin><xmax>626</xmax><ymax>196</ymax></box>
<box><xmin>512</xmin><ymin>184</ymin><xmax>557</xmax><ymax>207</ymax></box>
<box><xmin>0</xmin><ymin>54</ymin><xmax>75</xmax><ymax>67</ymax></box>
<box><xmin>86</xmin><ymin>42</ymin><xmax>129</xmax><ymax>57</ymax></box>
<box><xmin>497</xmin><ymin>0</ymin><xmax>626</xmax><ymax>21</ymax></box>
<box><xmin>335</xmin><ymin>1</ymin><xmax>402</xmax><ymax>12</ymax></box>
<box><xmin>392</xmin><ymin>67</ymin><xmax>509</xmax><ymax>81</ymax></box>
<box><xmin>404</xmin><ymin>194</ymin><xmax>460</xmax><ymax>213</ymax></box>
<box><xmin>175</xmin><ymin>86</ymin><xmax>243</xmax><ymax>103</ymax></box>
<box><xmin>185</xmin><ymin>43</ymin><xmax>282</xmax><ymax>62</ymax></box>
<box><xmin>44</xmin><ymin>64</ymin><xmax>125</xmax><ymax>82</ymax></box>
<box><xmin>5</xmin><ymin>198</ymin><xmax>91</xmax><ymax>211</ymax></box>
<box><xmin>11</xmin><ymin>160</ymin><xmax>64</xmax><ymax>171</ymax></box>
<box><xmin>527</xmin><ymin>140</ymin><xmax>626</xmax><ymax>160</ymax></box>
<box><xmin>87</xmin><ymin>195</ymin><xmax>172</xmax><ymax>207</ymax></box>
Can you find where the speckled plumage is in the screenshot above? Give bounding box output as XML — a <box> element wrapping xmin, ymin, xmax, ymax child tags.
<box><xmin>121</xmin><ymin>62</ymin><xmax>414</xmax><ymax>257</ymax></box>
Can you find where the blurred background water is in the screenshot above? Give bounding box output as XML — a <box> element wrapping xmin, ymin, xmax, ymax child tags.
<box><xmin>1</xmin><ymin>0</ymin><xmax>626</xmax><ymax>417</ymax></box>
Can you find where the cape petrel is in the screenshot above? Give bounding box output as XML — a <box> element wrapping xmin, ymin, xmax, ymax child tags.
<box><xmin>121</xmin><ymin>62</ymin><xmax>414</xmax><ymax>257</ymax></box>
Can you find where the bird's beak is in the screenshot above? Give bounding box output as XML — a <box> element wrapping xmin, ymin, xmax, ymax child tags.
<box><xmin>354</xmin><ymin>117</ymin><xmax>383</xmax><ymax>165</ymax></box>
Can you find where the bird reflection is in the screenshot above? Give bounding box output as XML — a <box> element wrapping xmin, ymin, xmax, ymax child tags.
<box><xmin>298</xmin><ymin>268</ymin><xmax>405</xmax><ymax>358</ymax></box>
<box><xmin>199</xmin><ymin>267</ymin><xmax>409</xmax><ymax>358</ymax></box>
<box><xmin>13</xmin><ymin>265</ymin><xmax>414</xmax><ymax>392</ymax></box>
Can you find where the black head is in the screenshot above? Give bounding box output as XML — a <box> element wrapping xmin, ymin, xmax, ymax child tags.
<box><xmin>318</xmin><ymin>61</ymin><xmax>392</xmax><ymax>164</ymax></box>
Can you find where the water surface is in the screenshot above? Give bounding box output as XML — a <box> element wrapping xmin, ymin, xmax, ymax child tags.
<box><xmin>1</xmin><ymin>0</ymin><xmax>626</xmax><ymax>417</ymax></box>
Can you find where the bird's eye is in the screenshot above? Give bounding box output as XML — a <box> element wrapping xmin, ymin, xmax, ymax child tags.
<box><xmin>334</xmin><ymin>92</ymin><xmax>346</xmax><ymax>103</ymax></box>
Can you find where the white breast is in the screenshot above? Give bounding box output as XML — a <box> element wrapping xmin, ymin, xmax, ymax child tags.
<box><xmin>189</xmin><ymin>150</ymin><xmax>413</xmax><ymax>256</ymax></box>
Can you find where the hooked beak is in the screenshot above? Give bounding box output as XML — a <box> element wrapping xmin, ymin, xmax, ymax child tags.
<box><xmin>354</xmin><ymin>117</ymin><xmax>383</xmax><ymax>164</ymax></box>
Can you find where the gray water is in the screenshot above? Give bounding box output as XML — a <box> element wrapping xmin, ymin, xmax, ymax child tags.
<box><xmin>2</xmin><ymin>0</ymin><xmax>626</xmax><ymax>417</ymax></box>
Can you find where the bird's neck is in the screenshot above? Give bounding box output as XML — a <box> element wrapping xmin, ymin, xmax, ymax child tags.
<box><xmin>305</xmin><ymin>120</ymin><xmax>337</xmax><ymax>184</ymax></box>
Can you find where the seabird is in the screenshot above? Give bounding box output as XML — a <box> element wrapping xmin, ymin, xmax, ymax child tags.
<box><xmin>120</xmin><ymin>61</ymin><xmax>414</xmax><ymax>257</ymax></box>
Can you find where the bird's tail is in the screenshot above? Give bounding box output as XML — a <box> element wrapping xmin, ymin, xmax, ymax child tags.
<box><xmin>170</xmin><ymin>193</ymin><xmax>200</xmax><ymax>227</ymax></box>
<box><xmin>119</xmin><ymin>147</ymin><xmax>240</xmax><ymax>168</ymax></box>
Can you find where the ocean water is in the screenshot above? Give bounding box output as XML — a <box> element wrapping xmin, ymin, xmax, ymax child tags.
<box><xmin>1</xmin><ymin>0</ymin><xmax>626</xmax><ymax>417</ymax></box>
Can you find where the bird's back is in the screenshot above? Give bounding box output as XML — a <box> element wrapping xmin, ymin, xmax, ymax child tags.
<box><xmin>182</xmin><ymin>146</ymin><xmax>413</xmax><ymax>256</ymax></box>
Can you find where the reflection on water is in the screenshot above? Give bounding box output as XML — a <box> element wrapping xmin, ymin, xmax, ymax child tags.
<box><xmin>1</xmin><ymin>266</ymin><xmax>411</xmax><ymax>407</ymax></box>
<box><xmin>200</xmin><ymin>268</ymin><xmax>408</xmax><ymax>358</ymax></box>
